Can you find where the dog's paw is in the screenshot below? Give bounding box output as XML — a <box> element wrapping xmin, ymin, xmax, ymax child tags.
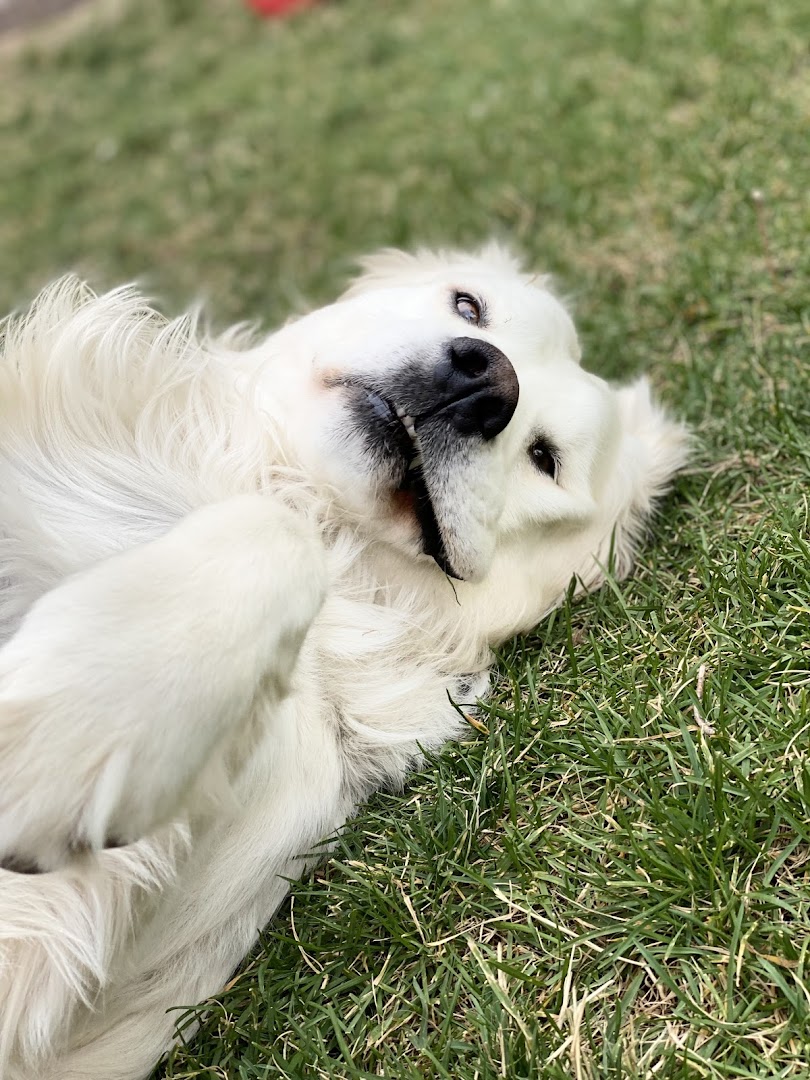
<box><xmin>0</xmin><ymin>495</ymin><xmax>327</xmax><ymax>872</ymax></box>
<box><xmin>0</xmin><ymin>699</ymin><xmax>149</xmax><ymax>873</ymax></box>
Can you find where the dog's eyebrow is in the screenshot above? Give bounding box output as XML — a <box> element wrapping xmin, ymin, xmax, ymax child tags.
<box><xmin>527</xmin><ymin>429</ymin><xmax>561</xmax><ymax>453</ymax></box>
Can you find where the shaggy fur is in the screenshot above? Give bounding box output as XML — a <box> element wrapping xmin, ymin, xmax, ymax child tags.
<box><xmin>0</xmin><ymin>247</ymin><xmax>688</xmax><ymax>1079</ymax></box>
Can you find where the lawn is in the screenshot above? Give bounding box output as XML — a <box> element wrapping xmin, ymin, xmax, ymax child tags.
<box><xmin>1</xmin><ymin>0</ymin><xmax>809</xmax><ymax>1077</ymax></box>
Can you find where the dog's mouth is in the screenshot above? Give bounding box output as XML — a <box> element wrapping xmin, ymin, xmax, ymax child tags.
<box><xmin>361</xmin><ymin>389</ymin><xmax>459</xmax><ymax>578</ymax></box>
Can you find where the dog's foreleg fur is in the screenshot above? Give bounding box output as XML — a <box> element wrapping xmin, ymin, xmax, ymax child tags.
<box><xmin>53</xmin><ymin>694</ymin><xmax>350</xmax><ymax>1080</ymax></box>
<box><xmin>0</xmin><ymin>833</ymin><xmax>187</xmax><ymax>1077</ymax></box>
<box><xmin>0</xmin><ymin>494</ymin><xmax>326</xmax><ymax>1072</ymax></box>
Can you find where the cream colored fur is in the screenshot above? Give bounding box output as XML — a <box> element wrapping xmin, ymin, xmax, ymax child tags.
<box><xmin>0</xmin><ymin>248</ymin><xmax>688</xmax><ymax>1079</ymax></box>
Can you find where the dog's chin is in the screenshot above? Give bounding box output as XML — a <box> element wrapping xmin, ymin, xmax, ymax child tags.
<box><xmin>351</xmin><ymin>388</ymin><xmax>497</xmax><ymax>582</ymax></box>
<box><xmin>412</xmin><ymin>428</ymin><xmax>498</xmax><ymax>582</ymax></box>
<box><xmin>392</xmin><ymin>464</ymin><xmax>464</xmax><ymax>580</ymax></box>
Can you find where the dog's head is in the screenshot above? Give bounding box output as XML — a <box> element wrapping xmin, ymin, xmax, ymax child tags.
<box><xmin>253</xmin><ymin>245</ymin><xmax>687</xmax><ymax>633</ymax></box>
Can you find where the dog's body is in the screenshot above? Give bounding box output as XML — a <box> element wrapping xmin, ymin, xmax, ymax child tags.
<box><xmin>0</xmin><ymin>247</ymin><xmax>687</xmax><ymax>1079</ymax></box>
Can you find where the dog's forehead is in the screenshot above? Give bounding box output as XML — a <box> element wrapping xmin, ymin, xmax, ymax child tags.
<box><xmin>347</xmin><ymin>252</ymin><xmax>544</xmax><ymax>304</ymax></box>
<box><xmin>411</xmin><ymin>265</ymin><xmax>571</xmax><ymax>331</ymax></box>
<box><xmin>481</xmin><ymin>275</ymin><xmax>581</xmax><ymax>363</ymax></box>
<box><xmin>429</xmin><ymin>262</ymin><xmax>548</xmax><ymax>304</ymax></box>
<box><xmin>429</xmin><ymin>263</ymin><xmax>573</xmax><ymax>334</ymax></box>
<box><xmin>341</xmin><ymin>252</ymin><xmax>581</xmax><ymax>364</ymax></box>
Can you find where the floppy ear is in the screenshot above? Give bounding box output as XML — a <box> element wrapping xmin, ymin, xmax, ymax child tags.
<box><xmin>603</xmin><ymin>378</ymin><xmax>691</xmax><ymax>579</ymax></box>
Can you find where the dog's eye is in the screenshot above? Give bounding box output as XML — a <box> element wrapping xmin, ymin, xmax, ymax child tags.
<box><xmin>529</xmin><ymin>438</ymin><xmax>558</xmax><ymax>480</ymax></box>
<box><xmin>455</xmin><ymin>294</ymin><xmax>481</xmax><ymax>325</ymax></box>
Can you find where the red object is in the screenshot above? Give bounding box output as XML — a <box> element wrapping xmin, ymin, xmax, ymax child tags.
<box><xmin>246</xmin><ymin>0</ymin><xmax>314</xmax><ymax>15</ymax></box>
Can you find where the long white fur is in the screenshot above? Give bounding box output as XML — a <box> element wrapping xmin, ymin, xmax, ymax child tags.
<box><xmin>0</xmin><ymin>249</ymin><xmax>688</xmax><ymax>1079</ymax></box>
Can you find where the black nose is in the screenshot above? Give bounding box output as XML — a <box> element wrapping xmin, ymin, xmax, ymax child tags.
<box><xmin>431</xmin><ymin>337</ymin><xmax>519</xmax><ymax>440</ymax></box>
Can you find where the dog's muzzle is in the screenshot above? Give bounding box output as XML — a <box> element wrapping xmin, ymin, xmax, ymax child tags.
<box><xmin>430</xmin><ymin>337</ymin><xmax>519</xmax><ymax>440</ymax></box>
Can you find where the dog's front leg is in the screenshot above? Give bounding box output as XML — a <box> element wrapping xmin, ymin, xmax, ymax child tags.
<box><xmin>0</xmin><ymin>494</ymin><xmax>326</xmax><ymax>873</ymax></box>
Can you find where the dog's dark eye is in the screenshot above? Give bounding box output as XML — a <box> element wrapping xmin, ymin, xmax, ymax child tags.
<box><xmin>455</xmin><ymin>294</ymin><xmax>481</xmax><ymax>325</ymax></box>
<box><xmin>529</xmin><ymin>438</ymin><xmax>558</xmax><ymax>480</ymax></box>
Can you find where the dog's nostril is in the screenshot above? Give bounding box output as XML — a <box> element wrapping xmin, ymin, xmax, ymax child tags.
<box><xmin>450</xmin><ymin>340</ymin><xmax>489</xmax><ymax>379</ymax></box>
<box><xmin>433</xmin><ymin>337</ymin><xmax>519</xmax><ymax>442</ymax></box>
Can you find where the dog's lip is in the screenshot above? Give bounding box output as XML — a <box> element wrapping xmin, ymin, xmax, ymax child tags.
<box><xmin>357</xmin><ymin>387</ymin><xmax>460</xmax><ymax>578</ymax></box>
<box><xmin>404</xmin><ymin>460</ymin><xmax>461</xmax><ymax>579</ymax></box>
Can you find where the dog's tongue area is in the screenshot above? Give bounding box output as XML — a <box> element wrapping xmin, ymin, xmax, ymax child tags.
<box><xmin>402</xmin><ymin>419</ymin><xmax>498</xmax><ymax>582</ymax></box>
<box><xmin>406</xmin><ymin>464</ymin><xmax>458</xmax><ymax>578</ymax></box>
<box><xmin>364</xmin><ymin>387</ymin><xmax>498</xmax><ymax>580</ymax></box>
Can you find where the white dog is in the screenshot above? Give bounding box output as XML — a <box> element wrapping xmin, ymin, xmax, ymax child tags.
<box><xmin>0</xmin><ymin>246</ymin><xmax>687</xmax><ymax>1079</ymax></box>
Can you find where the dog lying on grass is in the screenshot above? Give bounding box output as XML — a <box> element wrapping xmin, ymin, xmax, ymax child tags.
<box><xmin>0</xmin><ymin>245</ymin><xmax>687</xmax><ymax>1079</ymax></box>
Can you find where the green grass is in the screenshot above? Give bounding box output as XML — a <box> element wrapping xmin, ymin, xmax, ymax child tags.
<box><xmin>2</xmin><ymin>0</ymin><xmax>809</xmax><ymax>1076</ymax></box>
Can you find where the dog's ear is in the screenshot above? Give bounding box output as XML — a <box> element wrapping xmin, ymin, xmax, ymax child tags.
<box><xmin>604</xmin><ymin>378</ymin><xmax>691</xmax><ymax>578</ymax></box>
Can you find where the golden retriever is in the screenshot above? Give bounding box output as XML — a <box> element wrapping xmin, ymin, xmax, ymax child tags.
<box><xmin>0</xmin><ymin>246</ymin><xmax>687</xmax><ymax>1078</ymax></box>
